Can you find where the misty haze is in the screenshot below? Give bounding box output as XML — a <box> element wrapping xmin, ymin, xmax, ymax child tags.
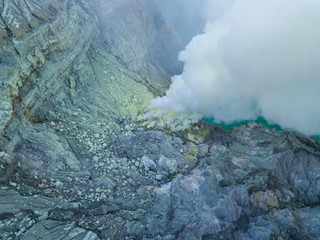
<box><xmin>1</xmin><ymin>0</ymin><xmax>320</xmax><ymax>239</ymax></box>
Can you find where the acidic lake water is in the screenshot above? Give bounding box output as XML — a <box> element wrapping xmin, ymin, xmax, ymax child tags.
<box><xmin>204</xmin><ymin>116</ymin><xmax>320</xmax><ymax>142</ymax></box>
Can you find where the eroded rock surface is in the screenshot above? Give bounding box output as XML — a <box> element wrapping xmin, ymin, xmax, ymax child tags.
<box><xmin>0</xmin><ymin>1</ymin><xmax>320</xmax><ymax>240</ymax></box>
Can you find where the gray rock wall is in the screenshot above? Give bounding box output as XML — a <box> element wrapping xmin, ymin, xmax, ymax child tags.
<box><xmin>94</xmin><ymin>0</ymin><xmax>183</xmax><ymax>94</ymax></box>
<box><xmin>0</xmin><ymin>0</ymin><xmax>183</xmax><ymax>136</ymax></box>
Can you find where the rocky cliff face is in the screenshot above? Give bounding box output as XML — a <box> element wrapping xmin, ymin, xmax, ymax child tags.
<box><xmin>0</xmin><ymin>1</ymin><xmax>320</xmax><ymax>240</ymax></box>
<box><xmin>0</xmin><ymin>0</ymin><xmax>182</xmax><ymax>135</ymax></box>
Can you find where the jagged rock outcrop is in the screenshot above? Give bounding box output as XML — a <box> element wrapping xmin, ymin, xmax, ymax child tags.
<box><xmin>0</xmin><ymin>1</ymin><xmax>320</xmax><ymax>240</ymax></box>
<box><xmin>111</xmin><ymin>123</ymin><xmax>320</xmax><ymax>239</ymax></box>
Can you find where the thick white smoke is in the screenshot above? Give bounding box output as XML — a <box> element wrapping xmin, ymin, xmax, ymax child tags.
<box><xmin>150</xmin><ymin>0</ymin><xmax>320</xmax><ymax>135</ymax></box>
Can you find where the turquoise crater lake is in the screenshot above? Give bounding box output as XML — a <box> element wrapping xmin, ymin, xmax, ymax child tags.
<box><xmin>204</xmin><ymin>116</ymin><xmax>320</xmax><ymax>142</ymax></box>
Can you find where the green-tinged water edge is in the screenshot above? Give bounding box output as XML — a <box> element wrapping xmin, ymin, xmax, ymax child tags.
<box><xmin>203</xmin><ymin>116</ymin><xmax>320</xmax><ymax>142</ymax></box>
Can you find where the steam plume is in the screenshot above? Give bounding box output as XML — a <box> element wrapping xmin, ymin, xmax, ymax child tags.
<box><xmin>150</xmin><ymin>0</ymin><xmax>320</xmax><ymax>135</ymax></box>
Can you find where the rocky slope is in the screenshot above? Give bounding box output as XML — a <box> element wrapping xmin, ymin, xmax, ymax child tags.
<box><xmin>0</xmin><ymin>1</ymin><xmax>320</xmax><ymax>240</ymax></box>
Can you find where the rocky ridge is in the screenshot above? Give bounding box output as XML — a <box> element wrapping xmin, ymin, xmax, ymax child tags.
<box><xmin>0</xmin><ymin>1</ymin><xmax>320</xmax><ymax>240</ymax></box>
